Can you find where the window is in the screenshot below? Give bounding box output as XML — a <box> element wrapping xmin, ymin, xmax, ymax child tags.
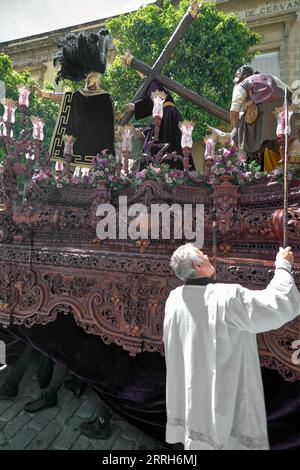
<box><xmin>250</xmin><ymin>51</ymin><xmax>280</xmax><ymax>77</ymax></box>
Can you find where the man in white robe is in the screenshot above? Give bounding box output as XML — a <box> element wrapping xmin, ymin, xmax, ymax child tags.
<box><xmin>163</xmin><ymin>243</ymin><xmax>300</xmax><ymax>450</ymax></box>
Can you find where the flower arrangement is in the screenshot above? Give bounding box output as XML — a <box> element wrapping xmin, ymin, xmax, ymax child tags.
<box><xmin>207</xmin><ymin>145</ymin><xmax>248</xmax><ymax>186</ymax></box>
<box><xmin>27</xmin><ymin>144</ymin><xmax>299</xmax><ymax>195</ymax></box>
<box><xmin>207</xmin><ymin>143</ymin><xmax>298</xmax><ymax>187</ymax></box>
<box><xmin>91</xmin><ymin>150</ymin><xmax>115</xmax><ymax>182</ymax></box>
<box><xmin>134</xmin><ymin>163</ymin><xmax>196</xmax><ymax>187</ymax></box>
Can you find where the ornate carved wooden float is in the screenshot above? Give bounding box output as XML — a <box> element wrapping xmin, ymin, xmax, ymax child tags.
<box><xmin>0</xmin><ymin>177</ymin><xmax>299</xmax><ymax>381</ymax></box>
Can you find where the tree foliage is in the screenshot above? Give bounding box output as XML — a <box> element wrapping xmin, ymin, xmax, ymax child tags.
<box><xmin>102</xmin><ymin>0</ymin><xmax>260</xmax><ymax>140</ymax></box>
<box><xmin>0</xmin><ymin>1</ymin><xmax>260</xmax><ymax>146</ymax></box>
<box><xmin>0</xmin><ymin>53</ymin><xmax>59</xmax><ymax>149</ymax></box>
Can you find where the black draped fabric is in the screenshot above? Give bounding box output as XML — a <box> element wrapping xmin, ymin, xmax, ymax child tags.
<box><xmin>3</xmin><ymin>314</ymin><xmax>300</xmax><ymax>449</ymax></box>
<box><xmin>134</xmin><ymin>80</ymin><xmax>196</xmax><ymax>171</ymax></box>
<box><xmin>6</xmin><ymin>315</ymin><xmax>167</xmax><ymax>443</ymax></box>
<box><xmin>49</xmin><ymin>90</ymin><xmax>115</xmax><ymax>167</ymax></box>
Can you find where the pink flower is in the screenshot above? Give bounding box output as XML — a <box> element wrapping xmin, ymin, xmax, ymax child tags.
<box><xmin>155</xmin><ymin>167</ymin><xmax>161</xmax><ymax>174</ymax></box>
<box><xmin>223</xmin><ymin>149</ymin><xmax>231</xmax><ymax>158</ymax></box>
<box><xmin>254</xmin><ymin>172</ymin><xmax>261</xmax><ymax>179</ymax></box>
<box><xmin>71</xmin><ymin>176</ymin><xmax>80</xmax><ymax>185</ymax></box>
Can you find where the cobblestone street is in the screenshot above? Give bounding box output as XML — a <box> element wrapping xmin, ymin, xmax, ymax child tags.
<box><xmin>0</xmin><ymin>359</ymin><xmax>160</xmax><ymax>450</ymax></box>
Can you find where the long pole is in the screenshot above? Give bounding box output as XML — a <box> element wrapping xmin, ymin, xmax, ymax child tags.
<box><xmin>212</xmin><ymin>220</ymin><xmax>217</xmax><ymax>280</ymax></box>
<box><xmin>283</xmin><ymin>87</ymin><xmax>289</xmax><ymax>248</ymax></box>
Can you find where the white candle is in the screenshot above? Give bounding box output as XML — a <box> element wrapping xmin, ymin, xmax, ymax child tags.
<box><xmin>18</xmin><ymin>86</ymin><xmax>30</xmax><ymax>108</ymax></box>
<box><xmin>179</xmin><ymin>121</ymin><xmax>194</xmax><ymax>149</ymax></box>
<box><xmin>121</xmin><ymin>125</ymin><xmax>133</xmax><ymax>152</ymax></box>
<box><xmin>151</xmin><ymin>90</ymin><xmax>167</xmax><ymax>120</ymax></box>
<box><xmin>2</xmin><ymin>100</ymin><xmax>17</xmax><ymax>123</ymax></box>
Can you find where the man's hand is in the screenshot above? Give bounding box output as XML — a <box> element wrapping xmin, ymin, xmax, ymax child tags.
<box><xmin>276</xmin><ymin>246</ymin><xmax>294</xmax><ymax>265</ymax></box>
<box><xmin>124</xmin><ymin>103</ymin><xmax>135</xmax><ymax>113</ymax></box>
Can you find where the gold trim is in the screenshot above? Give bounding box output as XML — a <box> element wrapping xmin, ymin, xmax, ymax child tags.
<box><xmin>163</xmin><ymin>101</ymin><xmax>175</xmax><ymax>107</ymax></box>
<box><xmin>51</xmin><ymin>155</ymin><xmax>96</xmax><ymax>168</ymax></box>
<box><xmin>49</xmin><ymin>91</ymin><xmax>73</xmax><ymax>159</ymax></box>
<box><xmin>79</xmin><ymin>89</ymin><xmax>109</xmax><ymax>97</ymax></box>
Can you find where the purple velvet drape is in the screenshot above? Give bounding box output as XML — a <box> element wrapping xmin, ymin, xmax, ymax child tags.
<box><xmin>3</xmin><ymin>315</ymin><xmax>300</xmax><ymax>449</ymax></box>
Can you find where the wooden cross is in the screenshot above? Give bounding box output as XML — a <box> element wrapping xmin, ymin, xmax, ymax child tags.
<box><xmin>120</xmin><ymin>1</ymin><xmax>205</xmax><ymax>125</ymax></box>
<box><xmin>120</xmin><ymin>1</ymin><xmax>230</xmax><ymax>125</ymax></box>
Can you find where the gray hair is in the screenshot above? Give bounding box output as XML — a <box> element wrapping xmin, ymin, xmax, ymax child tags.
<box><xmin>170</xmin><ymin>243</ymin><xmax>205</xmax><ymax>281</ymax></box>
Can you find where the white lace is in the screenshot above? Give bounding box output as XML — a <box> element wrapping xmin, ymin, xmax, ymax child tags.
<box><xmin>168</xmin><ymin>418</ymin><xmax>269</xmax><ymax>450</ymax></box>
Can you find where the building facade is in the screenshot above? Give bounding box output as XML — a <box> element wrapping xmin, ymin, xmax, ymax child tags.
<box><xmin>0</xmin><ymin>1</ymin><xmax>299</xmax><ymax>168</ymax></box>
<box><xmin>0</xmin><ymin>17</ymin><xmax>116</xmax><ymax>88</ymax></box>
<box><xmin>212</xmin><ymin>0</ymin><xmax>300</xmax><ymax>86</ymax></box>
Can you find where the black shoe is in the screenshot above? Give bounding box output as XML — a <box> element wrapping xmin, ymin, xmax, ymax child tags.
<box><xmin>0</xmin><ymin>383</ymin><xmax>18</xmax><ymax>400</ymax></box>
<box><xmin>24</xmin><ymin>392</ymin><xmax>57</xmax><ymax>412</ymax></box>
<box><xmin>79</xmin><ymin>416</ymin><xmax>112</xmax><ymax>440</ymax></box>
<box><xmin>64</xmin><ymin>377</ymin><xmax>87</xmax><ymax>398</ymax></box>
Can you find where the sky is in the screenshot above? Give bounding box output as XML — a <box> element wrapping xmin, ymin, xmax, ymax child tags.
<box><xmin>0</xmin><ymin>0</ymin><xmax>155</xmax><ymax>43</ymax></box>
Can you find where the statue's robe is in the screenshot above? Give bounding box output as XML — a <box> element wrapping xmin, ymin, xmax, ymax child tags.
<box><xmin>134</xmin><ymin>80</ymin><xmax>196</xmax><ymax>171</ymax></box>
<box><xmin>49</xmin><ymin>89</ymin><xmax>115</xmax><ymax>167</ymax></box>
<box><xmin>231</xmin><ymin>73</ymin><xmax>297</xmax><ymax>155</ymax></box>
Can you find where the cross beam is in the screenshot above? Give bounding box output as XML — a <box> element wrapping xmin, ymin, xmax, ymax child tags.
<box><xmin>119</xmin><ymin>1</ymin><xmax>202</xmax><ymax>126</ymax></box>
<box><xmin>124</xmin><ymin>53</ymin><xmax>230</xmax><ymax>124</ymax></box>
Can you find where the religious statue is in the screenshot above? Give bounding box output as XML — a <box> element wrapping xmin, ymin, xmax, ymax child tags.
<box><xmin>125</xmin><ymin>79</ymin><xmax>196</xmax><ymax>171</ymax></box>
<box><xmin>33</xmin><ymin>29</ymin><xmax>115</xmax><ymax>168</ymax></box>
<box><xmin>230</xmin><ymin>65</ymin><xmax>300</xmax><ymax>169</ymax></box>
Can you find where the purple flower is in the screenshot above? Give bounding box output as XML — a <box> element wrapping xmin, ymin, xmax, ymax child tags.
<box><xmin>229</xmin><ymin>145</ymin><xmax>237</xmax><ymax>156</ymax></box>
<box><xmin>254</xmin><ymin>172</ymin><xmax>261</xmax><ymax>179</ymax></box>
<box><xmin>83</xmin><ymin>175</ymin><xmax>93</xmax><ymax>184</ymax></box>
<box><xmin>108</xmin><ymin>175</ymin><xmax>118</xmax><ymax>182</ymax></box>
<box><xmin>223</xmin><ymin>149</ymin><xmax>231</xmax><ymax>158</ymax></box>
